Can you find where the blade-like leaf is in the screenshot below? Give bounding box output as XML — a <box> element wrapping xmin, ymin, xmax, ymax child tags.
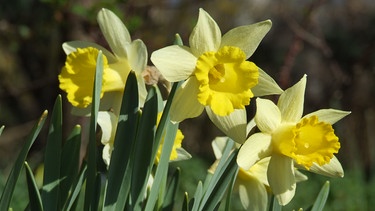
<box><xmin>63</xmin><ymin>162</ymin><xmax>87</xmax><ymax>211</ymax></box>
<box><xmin>84</xmin><ymin>51</ymin><xmax>103</xmax><ymax>211</ymax></box>
<box><xmin>191</xmin><ymin>182</ymin><xmax>203</xmax><ymax>211</ymax></box>
<box><xmin>0</xmin><ymin>111</ymin><xmax>48</xmax><ymax>210</ymax></box>
<box><xmin>311</xmin><ymin>181</ymin><xmax>330</xmax><ymax>211</ymax></box>
<box><xmin>103</xmin><ymin>71</ymin><xmax>140</xmax><ymax>211</ymax></box>
<box><xmin>163</xmin><ymin>168</ymin><xmax>180</xmax><ymax>211</ymax></box>
<box><xmin>42</xmin><ymin>95</ymin><xmax>63</xmax><ymax>210</ymax></box>
<box><xmin>131</xmin><ymin>86</ymin><xmax>158</xmax><ymax>208</ymax></box>
<box><xmin>199</xmin><ymin>150</ymin><xmax>239</xmax><ymax>211</ymax></box>
<box><xmin>25</xmin><ymin>162</ymin><xmax>43</xmax><ymax>211</ymax></box>
<box><xmin>59</xmin><ymin>125</ymin><xmax>81</xmax><ymax>208</ymax></box>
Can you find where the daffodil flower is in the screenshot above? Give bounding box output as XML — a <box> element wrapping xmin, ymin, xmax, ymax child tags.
<box><xmin>151</xmin><ymin>8</ymin><xmax>282</xmax><ymax>143</ymax></box>
<box><xmin>59</xmin><ymin>8</ymin><xmax>148</xmax><ymax>115</ymax></box>
<box><xmin>237</xmin><ymin>75</ymin><xmax>350</xmax><ymax>205</ymax></box>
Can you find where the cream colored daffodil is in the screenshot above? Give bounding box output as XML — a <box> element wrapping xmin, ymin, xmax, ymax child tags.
<box><xmin>237</xmin><ymin>75</ymin><xmax>350</xmax><ymax>206</ymax></box>
<box><xmin>210</xmin><ymin>125</ymin><xmax>307</xmax><ymax>210</ymax></box>
<box><xmin>151</xmin><ymin>8</ymin><xmax>282</xmax><ymax>143</ymax></box>
<box><xmin>59</xmin><ymin>8</ymin><xmax>148</xmax><ymax>115</ymax></box>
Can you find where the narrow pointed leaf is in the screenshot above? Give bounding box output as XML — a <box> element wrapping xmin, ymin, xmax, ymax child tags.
<box><xmin>25</xmin><ymin>162</ymin><xmax>43</xmax><ymax>211</ymax></box>
<box><xmin>63</xmin><ymin>162</ymin><xmax>87</xmax><ymax>211</ymax></box>
<box><xmin>42</xmin><ymin>95</ymin><xmax>63</xmax><ymax>211</ymax></box>
<box><xmin>103</xmin><ymin>71</ymin><xmax>139</xmax><ymax>210</ymax></box>
<box><xmin>191</xmin><ymin>181</ymin><xmax>203</xmax><ymax>211</ymax></box>
<box><xmin>163</xmin><ymin>168</ymin><xmax>180</xmax><ymax>210</ymax></box>
<box><xmin>131</xmin><ymin>86</ymin><xmax>158</xmax><ymax>208</ymax></box>
<box><xmin>0</xmin><ymin>110</ymin><xmax>48</xmax><ymax>210</ymax></box>
<box><xmin>84</xmin><ymin>51</ymin><xmax>103</xmax><ymax>210</ymax></box>
<box><xmin>311</xmin><ymin>181</ymin><xmax>330</xmax><ymax>211</ymax></box>
<box><xmin>60</xmin><ymin>125</ymin><xmax>82</xmax><ymax>208</ymax></box>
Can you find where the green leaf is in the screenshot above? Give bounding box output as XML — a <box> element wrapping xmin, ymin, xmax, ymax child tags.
<box><xmin>182</xmin><ymin>192</ymin><xmax>189</xmax><ymax>211</ymax></box>
<box><xmin>311</xmin><ymin>181</ymin><xmax>330</xmax><ymax>211</ymax></box>
<box><xmin>25</xmin><ymin>162</ymin><xmax>43</xmax><ymax>211</ymax></box>
<box><xmin>42</xmin><ymin>95</ymin><xmax>63</xmax><ymax>210</ymax></box>
<box><xmin>59</xmin><ymin>125</ymin><xmax>82</xmax><ymax>208</ymax></box>
<box><xmin>0</xmin><ymin>111</ymin><xmax>48</xmax><ymax>210</ymax></box>
<box><xmin>199</xmin><ymin>150</ymin><xmax>239</xmax><ymax>211</ymax></box>
<box><xmin>84</xmin><ymin>51</ymin><xmax>104</xmax><ymax>211</ymax></box>
<box><xmin>163</xmin><ymin>168</ymin><xmax>180</xmax><ymax>211</ymax></box>
<box><xmin>103</xmin><ymin>71</ymin><xmax>140</xmax><ymax>211</ymax></box>
<box><xmin>63</xmin><ymin>162</ymin><xmax>87</xmax><ymax>211</ymax></box>
<box><xmin>271</xmin><ymin>195</ymin><xmax>282</xmax><ymax>211</ymax></box>
<box><xmin>191</xmin><ymin>182</ymin><xmax>203</xmax><ymax>211</ymax></box>
<box><xmin>131</xmin><ymin>86</ymin><xmax>158</xmax><ymax>209</ymax></box>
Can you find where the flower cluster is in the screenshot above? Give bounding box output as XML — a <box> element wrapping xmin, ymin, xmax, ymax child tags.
<box><xmin>58</xmin><ymin>7</ymin><xmax>350</xmax><ymax>210</ymax></box>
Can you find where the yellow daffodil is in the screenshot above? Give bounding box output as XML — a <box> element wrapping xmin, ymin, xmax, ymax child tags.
<box><xmin>151</xmin><ymin>8</ymin><xmax>282</xmax><ymax>143</ymax></box>
<box><xmin>237</xmin><ymin>75</ymin><xmax>350</xmax><ymax>205</ymax></box>
<box><xmin>155</xmin><ymin>113</ymin><xmax>191</xmax><ymax>163</ymax></box>
<box><xmin>59</xmin><ymin>8</ymin><xmax>148</xmax><ymax>115</ymax></box>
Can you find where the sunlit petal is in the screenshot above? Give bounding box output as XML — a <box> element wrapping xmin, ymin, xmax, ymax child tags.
<box><xmin>303</xmin><ymin>109</ymin><xmax>351</xmax><ymax>125</ymax></box>
<box><xmin>278</xmin><ymin>75</ymin><xmax>307</xmax><ymax>123</ymax></box>
<box><xmin>237</xmin><ymin>133</ymin><xmax>272</xmax><ymax>170</ymax></box>
<box><xmin>255</xmin><ymin>98</ymin><xmax>281</xmax><ymax>133</ymax></box>
<box><xmin>268</xmin><ymin>154</ymin><xmax>296</xmax><ymax>206</ymax></box>
<box><xmin>126</xmin><ymin>39</ymin><xmax>148</xmax><ymax>74</ymax></box>
<box><xmin>221</xmin><ymin>20</ymin><xmax>272</xmax><ymax>58</ymax></box>
<box><xmin>169</xmin><ymin>77</ymin><xmax>204</xmax><ymax>122</ymax></box>
<box><xmin>151</xmin><ymin>45</ymin><xmax>197</xmax><ymax>82</ymax></box>
<box><xmin>97</xmin><ymin>111</ymin><xmax>118</xmax><ymax>145</ymax></box>
<box><xmin>97</xmin><ymin>8</ymin><xmax>131</xmax><ymax>58</ymax></box>
<box><xmin>237</xmin><ymin>179</ymin><xmax>268</xmax><ymax>211</ymax></box>
<box><xmin>207</xmin><ymin>108</ymin><xmax>247</xmax><ymax>144</ymax></box>
<box><xmin>189</xmin><ymin>8</ymin><xmax>221</xmax><ymax>57</ymax></box>
<box><xmin>307</xmin><ymin>156</ymin><xmax>344</xmax><ymax>178</ymax></box>
<box><xmin>252</xmin><ymin>68</ymin><xmax>283</xmax><ymax>96</ymax></box>
<box><xmin>62</xmin><ymin>41</ymin><xmax>117</xmax><ymax>63</ymax></box>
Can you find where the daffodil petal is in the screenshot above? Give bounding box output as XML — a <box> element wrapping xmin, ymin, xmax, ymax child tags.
<box><xmin>255</xmin><ymin>98</ymin><xmax>281</xmax><ymax>133</ymax></box>
<box><xmin>136</xmin><ymin>74</ymin><xmax>148</xmax><ymax>107</ymax></box>
<box><xmin>62</xmin><ymin>41</ymin><xmax>117</xmax><ymax>63</ymax></box>
<box><xmin>102</xmin><ymin>144</ymin><xmax>112</xmax><ymax>166</ymax></box>
<box><xmin>252</xmin><ymin>68</ymin><xmax>283</xmax><ymax>96</ymax></box>
<box><xmin>151</xmin><ymin>45</ymin><xmax>197</xmax><ymax>82</ymax></box>
<box><xmin>97</xmin><ymin>8</ymin><xmax>130</xmax><ymax>58</ymax></box>
<box><xmin>237</xmin><ymin>133</ymin><xmax>272</xmax><ymax>170</ymax></box>
<box><xmin>246</xmin><ymin>118</ymin><xmax>256</xmax><ymax>135</ymax></box>
<box><xmin>211</xmin><ymin>136</ymin><xmax>230</xmax><ymax>159</ymax></box>
<box><xmin>308</xmin><ymin>156</ymin><xmax>344</xmax><ymax>178</ymax></box>
<box><xmin>169</xmin><ymin>77</ymin><xmax>204</xmax><ymax>122</ymax></box>
<box><xmin>294</xmin><ymin>169</ymin><xmax>308</xmax><ymax>182</ymax></box>
<box><xmin>303</xmin><ymin>109</ymin><xmax>351</xmax><ymax>125</ymax></box>
<box><xmin>278</xmin><ymin>75</ymin><xmax>306</xmax><ymax>123</ymax></box>
<box><xmin>249</xmin><ymin>157</ymin><xmax>270</xmax><ymax>186</ymax></box>
<box><xmin>97</xmin><ymin>111</ymin><xmax>118</xmax><ymax>145</ymax></box>
<box><xmin>237</xmin><ymin>179</ymin><xmax>268</xmax><ymax>211</ymax></box>
<box><xmin>174</xmin><ymin>148</ymin><xmax>192</xmax><ymax>161</ymax></box>
<box><xmin>126</xmin><ymin>39</ymin><xmax>148</xmax><ymax>74</ymax></box>
<box><xmin>71</xmin><ymin>92</ymin><xmax>123</xmax><ymax>116</ymax></box>
<box><xmin>189</xmin><ymin>8</ymin><xmax>221</xmax><ymax>57</ymax></box>
<box><xmin>221</xmin><ymin>20</ymin><xmax>272</xmax><ymax>58</ymax></box>
<box><xmin>268</xmin><ymin>154</ymin><xmax>296</xmax><ymax>206</ymax></box>
<box><xmin>206</xmin><ymin>108</ymin><xmax>247</xmax><ymax>144</ymax></box>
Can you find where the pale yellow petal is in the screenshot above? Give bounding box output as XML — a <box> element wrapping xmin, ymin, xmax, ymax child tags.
<box><xmin>221</xmin><ymin>20</ymin><xmax>272</xmax><ymax>58</ymax></box>
<box><xmin>308</xmin><ymin>156</ymin><xmax>344</xmax><ymax>178</ymax></box>
<box><xmin>268</xmin><ymin>154</ymin><xmax>296</xmax><ymax>206</ymax></box>
<box><xmin>97</xmin><ymin>111</ymin><xmax>118</xmax><ymax>145</ymax></box>
<box><xmin>237</xmin><ymin>133</ymin><xmax>272</xmax><ymax>170</ymax></box>
<box><xmin>237</xmin><ymin>179</ymin><xmax>268</xmax><ymax>211</ymax></box>
<box><xmin>252</xmin><ymin>68</ymin><xmax>283</xmax><ymax>97</ymax></box>
<box><xmin>206</xmin><ymin>108</ymin><xmax>247</xmax><ymax>144</ymax></box>
<box><xmin>278</xmin><ymin>75</ymin><xmax>306</xmax><ymax>123</ymax></box>
<box><xmin>62</xmin><ymin>41</ymin><xmax>117</xmax><ymax>63</ymax></box>
<box><xmin>126</xmin><ymin>39</ymin><xmax>148</xmax><ymax>74</ymax></box>
<box><xmin>255</xmin><ymin>98</ymin><xmax>281</xmax><ymax>133</ymax></box>
<box><xmin>303</xmin><ymin>109</ymin><xmax>351</xmax><ymax>125</ymax></box>
<box><xmin>97</xmin><ymin>8</ymin><xmax>130</xmax><ymax>58</ymax></box>
<box><xmin>169</xmin><ymin>77</ymin><xmax>204</xmax><ymax>122</ymax></box>
<box><xmin>249</xmin><ymin>157</ymin><xmax>270</xmax><ymax>186</ymax></box>
<box><xmin>189</xmin><ymin>8</ymin><xmax>221</xmax><ymax>57</ymax></box>
<box><xmin>151</xmin><ymin>45</ymin><xmax>196</xmax><ymax>82</ymax></box>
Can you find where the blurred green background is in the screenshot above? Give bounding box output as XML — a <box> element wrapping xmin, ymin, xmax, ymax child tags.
<box><xmin>0</xmin><ymin>0</ymin><xmax>374</xmax><ymax>210</ymax></box>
